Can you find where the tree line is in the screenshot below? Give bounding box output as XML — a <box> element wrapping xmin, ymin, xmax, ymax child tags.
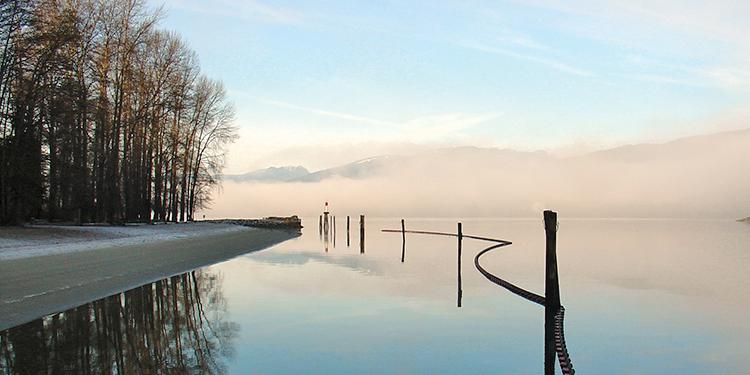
<box><xmin>0</xmin><ymin>0</ymin><xmax>238</xmax><ymax>225</ymax></box>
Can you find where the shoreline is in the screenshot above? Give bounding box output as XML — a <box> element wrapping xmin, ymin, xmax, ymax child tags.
<box><xmin>0</xmin><ymin>223</ymin><xmax>300</xmax><ymax>331</ymax></box>
<box><xmin>0</xmin><ymin>221</ymin><xmax>247</xmax><ymax>260</ymax></box>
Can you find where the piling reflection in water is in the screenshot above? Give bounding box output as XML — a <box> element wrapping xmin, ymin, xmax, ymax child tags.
<box><xmin>393</xmin><ymin>220</ymin><xmax>464</xmax><ymax>308</ymax></box>
<box><xmin>0</xmin><ymin>269</ymin><xmax>237</xmax><ymax>375</ymax></box>
<box><xmin>386</xmin><ymin>215</ymin><xmax>575</xmax><ymax>374</ymax></box>
<box><xmin>359</xmin><ymin>215</ymin><xmax>365</xmax><ymax>254</ymax></box>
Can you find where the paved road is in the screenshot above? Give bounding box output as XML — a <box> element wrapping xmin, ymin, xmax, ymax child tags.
<box><xmin>0</xmin><ymin>227</ymin><xmax>299</xmax><ymax>331</ymax></box>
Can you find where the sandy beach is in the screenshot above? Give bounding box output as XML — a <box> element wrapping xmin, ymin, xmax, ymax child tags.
<box><xmin>0</xmin><ymin>222</ymin><xmax>300</xmax><ymax>331</ymax></box>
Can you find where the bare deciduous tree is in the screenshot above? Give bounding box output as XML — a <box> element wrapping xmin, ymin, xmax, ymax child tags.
<box><xmin>0</xmin><ymin>0</ymin><xmax>238</xmax><ymax>225</ymax></box>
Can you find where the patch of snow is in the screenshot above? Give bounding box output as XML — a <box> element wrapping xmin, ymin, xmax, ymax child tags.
<box><xmin>0</xmin><ymin>222</ymin><xmax>247</xmax><ymax>260</ymax></box>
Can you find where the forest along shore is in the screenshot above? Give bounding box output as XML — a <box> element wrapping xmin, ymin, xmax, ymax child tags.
<box><xmin>0</xmin><ymin>222</ymin><xmax>301</xmax><ymax>331</ymax></box>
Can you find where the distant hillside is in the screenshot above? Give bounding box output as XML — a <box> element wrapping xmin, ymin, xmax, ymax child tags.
<box><xmin>289</xmin><ymin>147</ymin><xmax>551</xmax><ymax>182</ymax></box>
<box><xmin>579</xmin><ymin>127</ymin><xmax>750</xmax><ymax>163</ymax></box>
<box><xmin>291</xmin><ymin>156</ymin><xmax>397</xmax><ymax>182</ymax></box>
<box><xmin>224</xmin><ymin>166</ymin><xmax>310</xmax><ymax>183</ymax></box>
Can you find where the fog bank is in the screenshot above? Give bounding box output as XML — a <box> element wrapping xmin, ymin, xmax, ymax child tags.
<box><xmin>201</xmin><ymin>129</ymin><xmax>750</xmax><ymax>219</ymax></box>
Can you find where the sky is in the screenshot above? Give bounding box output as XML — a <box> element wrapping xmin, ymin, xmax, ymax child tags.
<box><xmin>150</xmin><ymin>0</ymin><xmax>750</xmax><ymax>173</ymax></box>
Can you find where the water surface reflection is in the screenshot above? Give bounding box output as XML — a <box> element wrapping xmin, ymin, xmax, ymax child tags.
<box><xmin>2</xmin><ymin>219</ymin><xmax>749</xmax><ymax>374</ymax></box>
<box><xmin>217</xmin><ymin>218</ymin><xmax>750</xmax><ymax>374</ymax></box>
<box><xmin>0</xmin><ymin>270</ymin><xmax>237</xmax><ymax>375</ymax></box>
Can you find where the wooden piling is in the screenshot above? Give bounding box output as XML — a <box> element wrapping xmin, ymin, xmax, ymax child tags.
<box><xmin>401</xmin><ymin>219</ymin><xmax>406</xmax><ymax>263</ymax></box>
<box><xmin>346</xmin><ymin>216</ymin><xmax>350</xmax><ymax>247</ymax></box>
<box><xmin>544</xmin><ymin>210</ymin><xmax>560</xmax><ymax>375</ymax></box>
<box><xmin>457</xmin><ymin>222</ymin><xmax>463</xmax><ymax>308</ymax></box>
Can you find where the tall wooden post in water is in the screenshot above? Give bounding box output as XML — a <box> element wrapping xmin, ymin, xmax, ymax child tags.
<box><xmin>457</xmin><ymin>222</ymin><xmax>463</xmax><ymax>308</ymax></box>
<box><xmin>401</xmin><ymin>219</ymin><xmax>406</xmax><ymax>262</ymax></box>
<box><xmin>544</xmin><ymin>210</ymin><xmax>561</xmax><ymax>375</ymax></box>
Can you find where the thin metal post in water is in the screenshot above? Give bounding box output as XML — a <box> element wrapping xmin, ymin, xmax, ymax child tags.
<box><xmin>544</xmin><ymin>210</ymin><xmax>560</xmax><ymax>375</ymax></box>
<box><xmin>457</xmin><ymin>222</ymin><xmax>463</xmax><ymax>308</ymax></box>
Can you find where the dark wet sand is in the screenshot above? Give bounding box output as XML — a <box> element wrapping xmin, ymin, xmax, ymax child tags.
<box><xmin>0</xmin><ymin>227</ymin><xmax>299</xmax><ymax>331</ymax></box>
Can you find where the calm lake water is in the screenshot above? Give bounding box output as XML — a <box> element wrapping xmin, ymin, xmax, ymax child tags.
<box><xmin>2</xmin><ymin>217</ymin><xmax>750</xmax><ymax>374</ymax></box>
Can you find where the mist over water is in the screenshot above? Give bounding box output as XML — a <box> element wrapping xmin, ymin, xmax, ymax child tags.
<box><xmin>205</xmin><ymin>129</ymin><xmax>750</xmax><ymax>219</ymax></box>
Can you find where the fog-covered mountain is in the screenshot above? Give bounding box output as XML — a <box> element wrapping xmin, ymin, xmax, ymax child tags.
<box><xmin>290</xmin><ymin>148</ymin><xmax>552</xmax><ymax>182</ymax></box>
<box><xmin>224</xmin><ymin>166</ymin><xmax>309</xmax><ymax>183</ymax></box>
<box><xmin>211</xmin><ymin>128</ymin><xmax>750</xmax><ymax>219</ymax></box>
<box><xmin>293</xmin><ymin>156</ymin><xmax>398</xmax><ymax>182</ymax></box>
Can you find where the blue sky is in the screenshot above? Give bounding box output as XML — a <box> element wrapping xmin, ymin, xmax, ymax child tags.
<box><xmin>151</xmin><ymin>0</ymin><xmax>750</xmax><ymax>172</ymax></box>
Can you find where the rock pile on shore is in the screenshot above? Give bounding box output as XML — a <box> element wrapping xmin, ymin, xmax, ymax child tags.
<box><xmin>209</xmin><ymin>216</ymin><xmax>302</xmax><ymax>229</ymax></box>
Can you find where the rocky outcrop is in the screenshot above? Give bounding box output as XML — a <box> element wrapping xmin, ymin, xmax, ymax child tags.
<box><xmin>210</xmin><ymin>216</ymin><xmax>302</xmax><ymax>229</ymax></box>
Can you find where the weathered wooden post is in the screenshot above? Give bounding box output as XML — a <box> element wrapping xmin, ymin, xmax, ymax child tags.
<box><xmin>347</xmin><ymin>216</ymin><xmax>350</xmax><ymax>247</ymax></box>
<box><xmin>401</xmin><ymin>219</ymin><xmax>406</xmax><ymax>263</ymax></box>
<box><xmin>359</xmin><ymin>214</ymin><xmax>365</xmax><ymax>254</ymax></box>
<box><xmin>544</xmin><ymin>210</ymin><xmax>560</xmax><ymax>375</ymax></box>
<box><xmin>319</xmin><ymin>215</ymin><xmax>323</xmax><ymax>235</ymax></box>
<box><xmin>457</xmin><ymin>222</ymin><xmax>463</xmax><ymax>308</ymax></box>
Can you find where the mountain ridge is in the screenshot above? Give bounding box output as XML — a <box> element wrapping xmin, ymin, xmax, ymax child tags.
<box><xmin>224</xmin><ymin>166</ymin><xmax>310</xmax><ymax>183</ymax></box>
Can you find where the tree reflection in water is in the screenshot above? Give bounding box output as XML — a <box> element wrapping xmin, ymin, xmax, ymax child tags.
<box><xmin>0</xmin><ymin>269</ymin><xmax>238</xmax><ymax>374</ymax></box>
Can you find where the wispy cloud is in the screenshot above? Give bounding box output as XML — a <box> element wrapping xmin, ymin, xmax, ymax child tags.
<box><xmin>511</xmin><ymin>0</ymin><xmax>750</xmax><ymax>90</ymax></box>
<box><xmin>247</xmin><ymin>96</ymin><xmax>397</xmax><ymax>128</ymax></box>
<box><xmin>463</xmin><ymin>7</ymin><xmax>556</xmax><ymax>51</ymax></box>
<box><xmin>163</xmin><ymin>0</ymin><xmax>305</xmax><ymax>25</ymax></box>
<box><xmin>513</xmin><ymin>0</ymin><xmax>750</xmax><ymax>43</ymax></box>
<box><xmin>624</xmin><ymin>54</ymin><xmax>750</xmax><ymax>90</ymax></box>
<box><xmin>495</xmin><ymin>34</ymin><xmax>554</xmax><ymax>51</ymax></box>
<box><xmin>234</xmin><ymin>93</ymin><xmax>501</xmax><ymax>141</ymax></box>
<box><xmin>625</xmin><ymin>74</ymin><xmax>703</xmax><ymax>87</ymax></box>
<box><xmin>702</xmin><ymin>67</ymin><xmax>750</xmax><ymax>91</ymax></box>
<box><xmin>404</xmin><ymin>113</ymin><xmax>502</xmax><ymax>135</ymax></box>
<box><xmin>461</xmin><ymin>42</ymin><xmax>597</xmax><ymax>77</ymax></box>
